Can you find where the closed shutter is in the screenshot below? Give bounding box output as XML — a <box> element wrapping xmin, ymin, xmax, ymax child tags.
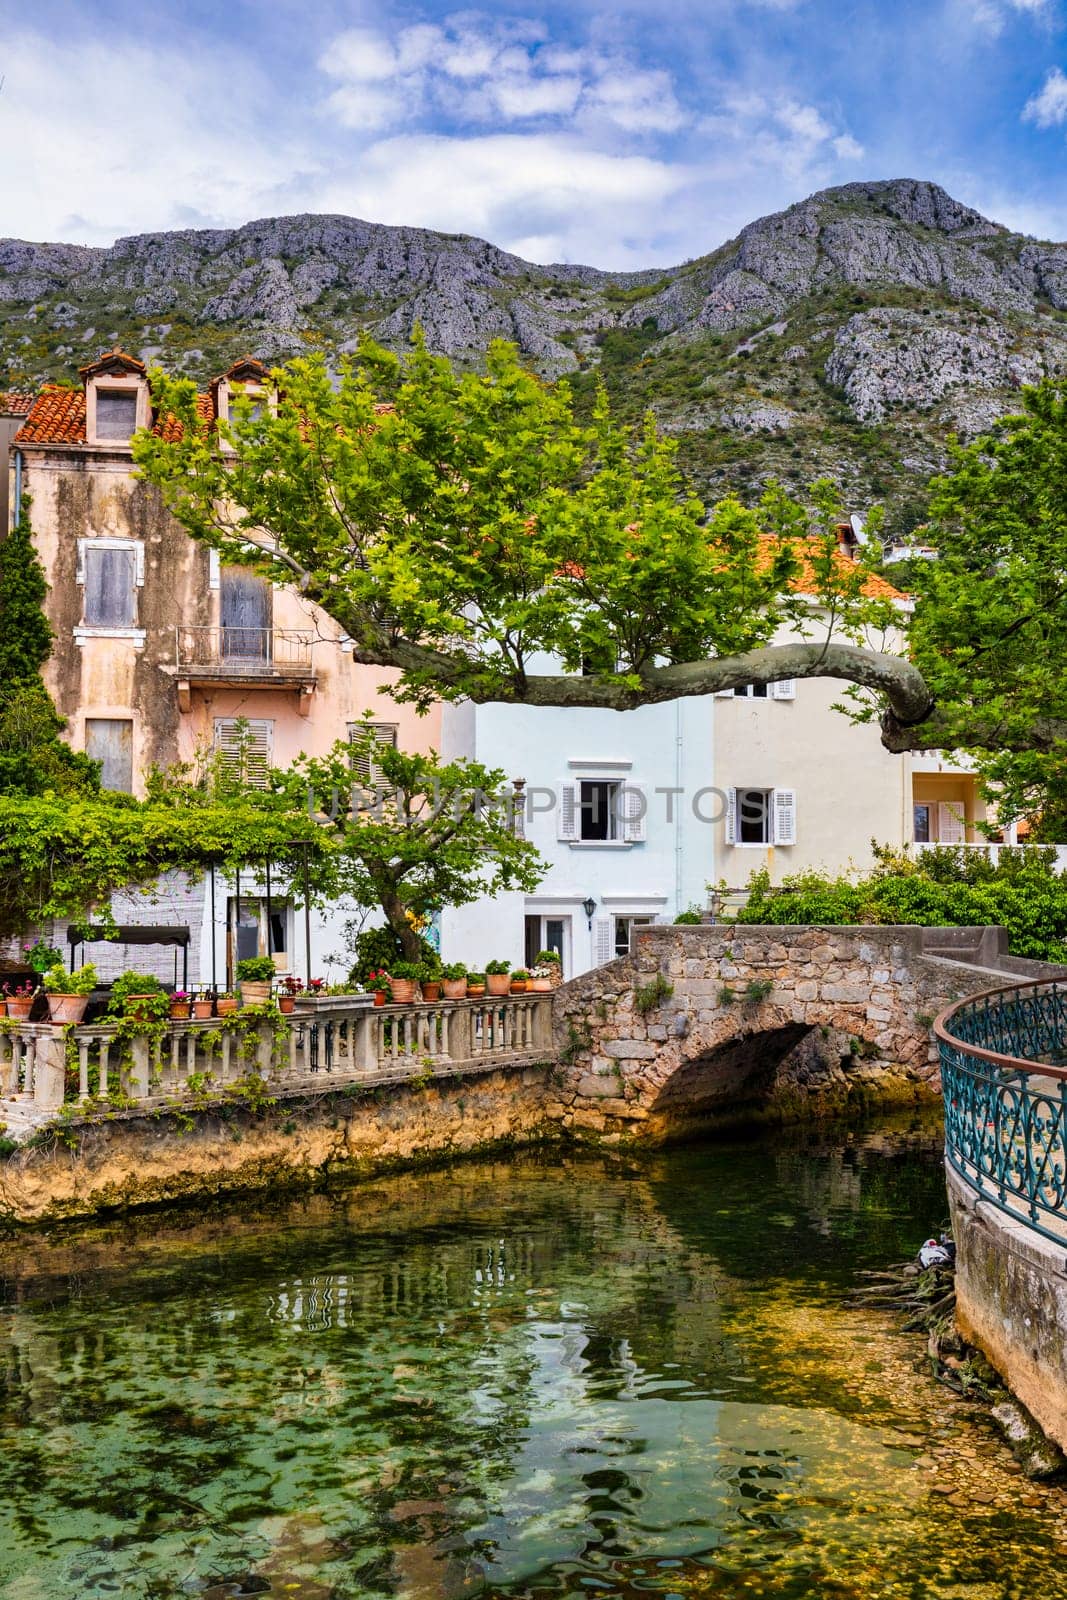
<box><xmin>85</xmin><ymin>719</ymin><xmax>133</xmax><ymax>793</ymax></box>
<box><xmin>770</xmin><ymin>678</ymin><xmax>796</xmax><ymax>700</ymax></box>
<box><xmin>595</xmin><ymin>918</ymin><xmax>614</xmax><ymax>966</ymax></box>
<box><xmin>83</xmin><ymin>545</ymin><xmax>137</xmax><ymax>626</ymax></box>
<box><xmin>349</xmin><ymin>722</ymin><xmax>398</xmax><ymax>785</ymax></box>
<box><xmin>772</xmin><ymin>788</ymin><xmax>797</xmax><ymax>845</ymax></box>
<box><xmin>937</xmin><ymin>801</ymin><xmax>965</xmax><ymax>845</ymax></box>
<box><xmin>725</xmin><ymin>788</ymin><xmax>738</xmax><ymax>844</ymax></box>
<box><xmin>557</xmin><ymin>781</ymin><xmax>580</xmax><ymax>842</ymax></box>
<box><xmin>620</xmin><ymin>784</ymin><xmax>647</xmax><ymax>842</ymax></box>
<box><xmin>214</xmin><ymin>718</ymin><xmax>272</xmax><ymax>788</ymax></box>
<box><xmin>221</xmin><ymin>567</ymin><xmax>272</xmax><ymax>660</ymax></box>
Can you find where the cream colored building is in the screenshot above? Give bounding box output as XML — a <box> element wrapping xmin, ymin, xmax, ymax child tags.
<box><xmin>11</xmin><ymin>351</ymin><xmax>440</xmax><ymax>984</ymax></box>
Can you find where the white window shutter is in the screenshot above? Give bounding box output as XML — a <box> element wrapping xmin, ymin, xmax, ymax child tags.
<box><xmin>771</xmin><ymin>678</ymin><xmax>796</xmax><ymax>700</ymax></box>
<box><xmin>557</xmin><ymin>781</ymin><xmax>580</xmax><ymax>842</ymax></box>
<box><xmin>214</xmin><ymin>718</ymin><xmax>272</xmax><ymax>789</ymax></box>
<box><xmin>715</xmin><ymin>687</ymin><xmax>735</xmax><ymax>699</ymax></box>
<box><xmin>620</xmin><ymin>784</ymin><xmax>646</xmax><ymax>842</ymax></box>
<box><xmin>938</xmin><ymin>801</ymin><xmax>965</xmax><ymax>845</ymax></box>
<box><xmin>349</xmin><ymin>722</ymin><xmax>398</xmax><ymax>786</ymax></box>
<box><xmin>595</xmin><ymin>918</ymin><xmax>614</xmax><ymax>966</ymax></box>
<box><xmin>208</xmin><ymin>549</ymin><xmax>221</xmax><ymax>590</ymax></box>
<box><xmin>772</xmin><ymin>788</ymin><xmax>797</xmax><ymax>846</ymax></box>
<box><xmin>725</xmin><ymin>788</ymin><xmax>738</xmax><ymax>845</ymax></box>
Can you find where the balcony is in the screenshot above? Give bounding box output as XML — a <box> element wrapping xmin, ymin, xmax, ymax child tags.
<box><xmin>172</xmin><ymin>626</ymin><xmax>318</xmax><ymax>713</ymax></box>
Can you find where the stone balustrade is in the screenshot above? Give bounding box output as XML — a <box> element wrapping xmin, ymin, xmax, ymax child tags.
<box><xmin>0</xmin><ymin>995</ymin><xmax>555</xmax><ymax>1112</ymax></box>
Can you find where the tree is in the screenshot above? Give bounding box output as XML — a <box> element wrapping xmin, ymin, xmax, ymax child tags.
<box><xmin>279</xmin><ymin>724</ymin><xmax>544</xmax><ymax>961</ymax></box>
<box><xmin>132</xmin><ymin>341</ymin><xmax>1067</xmax><ymax>763</ymax></box>
<box><xmin>0</xmin><ymin>497</ymin><xmax>100</xmax><ymax>798</ymax></box>
<box><xmin>133</xmin><ymin>338</ymin><xmax>932</xmax><ymax>736</ymax></box>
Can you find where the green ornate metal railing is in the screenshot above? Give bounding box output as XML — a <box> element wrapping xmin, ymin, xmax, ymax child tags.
<box><xmin>937</xmin><ymin>980</ymin><xmax>1067</xmax><ymax>1246</ymax></box>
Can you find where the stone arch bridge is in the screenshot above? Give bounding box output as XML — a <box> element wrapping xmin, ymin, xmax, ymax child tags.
<box><xmin>549</xmin><ymin>924</ymin><xmax>1067</xmax><ymax>1141</ymax></box>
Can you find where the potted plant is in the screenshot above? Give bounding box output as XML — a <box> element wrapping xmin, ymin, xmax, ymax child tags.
<box><xmin>536</xmin><ymin>950</ymin><xmax>563</xmax><ymax>989</ymax></box>
<box><xmin>510</xmin><ymin>968</ymin><xmax>530</xmax><ymax>994</ymax></box>
<box><xmin>236</xmin><ymin>955</ymin><xmax>276</xmax><ymax>1007</ymax></box>
<box><xmin>485</xmin><ymin>959</ymin><xmax>511</xmax><ymax>997</ymax></box>
<box><xmin>420</xmin><ymin>962</ymin><xmax>443</xmax><ymax>1002</ymax></box>
<box><xmin>388</xmin><ymin>961</ymin><xmax>421</xmax><ymax>1003</ymax></box>
<box><xmin>466</xmin><ymin>971</ymin><xmax>486</xmax><ymax>997</ymax></box>
<box><xmin>441</xmin><ymin>962</ymin><xmax>468</xmax><ymax>999</ymax></box>
<box><xmin>216</xmin><ymin>992</ymin><xmax>238</xmax><ymax>1016</ymax></box>
<box><xmin>528</xmin><ymin>965</ymin><xmax>552</xmax><ymax>992</ymax></box>
<box><xmin>365</xmin><ymin>969</ymin><xmax>390</xmax><ymax>1006</ymax></box>
<box><xmin>108</xmin><ymin>971</ymin><xmax>168</xmax><ymax>1025</ymax></box>
<box><xmin>279</xmin><ymin>976</ymin><xmax>303</xmax><ymax>1014</ymax></box>
<box><xmin>169</xmin><ymin>989</ymin><xmax>193</xmax><ymax>1020</ymax></box>
<box><xmin>42</xmin><ymin>962</ymin><xmax>97</xmax><ymax>1024</ymax></box>
<box><xmin>22</xmin><ymin>940</ymin><xmax>62</xmax><ymax>975</ymax></box>
<box><xmin>3</xmin><ymin>979</ymin><xmax>36</xmax><ymax>1020</ymax></box>
<box><xmin>193</xmin><ymin>993</ymin><xmax>215</xmax><ymax>1020</ymax></box>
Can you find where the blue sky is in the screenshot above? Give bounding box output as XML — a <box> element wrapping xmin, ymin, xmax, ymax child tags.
<box><xmin>4</xmin><ymin>0</ymin><xmax>1067</xmax><ymax>266</ymax></box>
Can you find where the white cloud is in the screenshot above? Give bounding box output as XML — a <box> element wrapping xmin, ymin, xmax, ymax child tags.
<box><xmin>1023</xmin><ymin>65</ymin><xmax>1067</xmax><ymax>126</ymax></box>
<box><xmin>317</xmin><ymin>14</ymin><xmax>686</xmax><ymax>135</ymax></box>
<box><xmin>960</xmin><ymin>0</ymin><xmax>1050</xmax><ymax>34</ymax></box>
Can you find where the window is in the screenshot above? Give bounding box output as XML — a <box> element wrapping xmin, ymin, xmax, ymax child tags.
<box><xmin>937</xmin><ymin>801</ymin><xmax>966</xmax><ymax>845</ymax></box>
<box><xmin>734</xmin><ymin>683</ymin><xmax>768</xmax><ymax>698</ymax></box>
<box><xmin>614</xmin><ymin>914</ymin><xmax>654</xmax><ymax>959</ymax></box>
<box><xmin>718</xmin><ymin>680</ymin><xmax>796</xmax><ymax>700</ymax></box>
<box><xmin>726</xmin><ymin>787</ymin><xmax>796</xmax><ymax>845</ymax></box>
<box><xmin>95</xmin><ymin>389</ymin><xmax>139</xmax><ymax>441</ymax></box>
<box><xmin>348</xmin><ymin>722</ymin><xmax>399</xmax><ymax>785</ymax></box>
<box><xmin>914</xmin><ymin>803</ymin><xmax>932</xmax><ymax>844</ymax></box>
<box><xmin>214</xmin><ymin>718</ymin><xmax>273</xmax><ymax>788</ymax></box>
<box><xmin>558</xmin><ymin>779</ymin><xmax>646</xmax><ymax>844</ymax></box>
<box><xmin>83</xmin><ymin>544</ymin><xmax>137</xmax><ymax>626</ymax></box>
<box><xmin>525</xmin><ymin>914</ymin><xmax>567</xmax><ymax>973</ymax></box>
<box><xmin>85</xmin><ymin>718</ymin><xmax>133</xmax><ymax>793</ymax></box>
<box><xmin>229</xmin><ymin>895</ymin><xmax>289</xmax><ymax>976</ymax></box>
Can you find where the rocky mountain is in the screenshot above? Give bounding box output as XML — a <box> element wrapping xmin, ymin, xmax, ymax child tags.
<box><xmin>5</xmin><ymin>178</ymin><xmax>1067</xmax><ymax>534</ymax></box>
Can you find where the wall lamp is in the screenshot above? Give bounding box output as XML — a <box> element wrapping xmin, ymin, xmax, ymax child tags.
<box><xmin>582</xmin><ymin>896</ymin><xmax>597</xmax><ymax>929</ymax></box>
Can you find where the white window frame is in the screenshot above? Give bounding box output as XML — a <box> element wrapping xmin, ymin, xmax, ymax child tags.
<box><xmin>717</xmin><ymin>679</ymin><xmax>796</xmax><ymax>700</ymax></box>
<box><xmin>85</xmin><ymin>374</ymin><xmax>151</xmax><ymax>446</ymax></box>
<box><xmin>558</xmin><ymin>771</ymin><xmax>646</xmax><ymax>848</ymax></box>
<box><xmin>725</xmin><ymin>786</ymin><xmax>797</xmax><ymax>846</ymax></box>
<box><xmin>74</xmin><ymin>537</ymin><xmax>146</xmax><ymax>643</ymax></box>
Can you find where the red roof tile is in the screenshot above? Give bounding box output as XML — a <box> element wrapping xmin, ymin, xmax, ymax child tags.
<box><xmin>1</xmin><ymin>392</ymin><xmax>35</xmax><ymax>417</ymax></box>
<box><xmin>15</xmin><ymin>383</ymin><xmax>215</xmax><ymax>445</ymax></box>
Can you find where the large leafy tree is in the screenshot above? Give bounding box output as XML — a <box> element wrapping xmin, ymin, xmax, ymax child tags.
<box><xmin>134</xmin><ymin>338</ymin><xmax>927</xmax><ymax>730</ymax></box>
<box><xmin>277</xmin><ymin>725</ymin><xmax>544</xmax><ymax>960</ymax></box>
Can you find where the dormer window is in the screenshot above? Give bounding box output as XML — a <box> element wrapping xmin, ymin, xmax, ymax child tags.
<box><xmin>95</xmin><ymin>389</ymin><xmax>139</xmax><ymax>441</ymax></box>
<box><xmin>212</xmin><ymin>358</ymin><xmax>273</xmax><ymax>437</ymax></box>
<box><xmin>81</xmin><ymin>352</ymin><xmax>150</xmax><ymax>447</ymax></box>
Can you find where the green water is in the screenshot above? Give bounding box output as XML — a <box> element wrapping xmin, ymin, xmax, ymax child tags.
<box><xmin>1</xmin><ymin>1123</ymin><xmax>1065</xmax><ymax>1600</ymax></box>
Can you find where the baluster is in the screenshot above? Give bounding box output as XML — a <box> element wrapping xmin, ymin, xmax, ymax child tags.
<box><xmin>77</xmin><ymin>1041</ymin><xmax>89</xmax><ymax>1100</ymax></box>
<box><xmin>221</xmin><ymin>1033</ymin><xmax>232</xmax><ymax>1082</ymax></box>
<box><xmin>441</xmin><ymin>1010</ymin><xmax>450</xmax><ymax>1060</ymax></box>
<box><xmin>96</xmin><ymin>1042</ymin><xmax>108</xmax><ymax>1099</ymax></box>
<box><xmin>288</xmin><ymin>1023</ymin><xmax>298</xmax><ymax>1078</ymax></box>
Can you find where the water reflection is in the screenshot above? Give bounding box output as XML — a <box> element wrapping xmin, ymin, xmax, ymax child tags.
<box><xmin>0</xmin><ymin>1122</ymin><xmax>1062</xmax><ymax>1599</ymax></box>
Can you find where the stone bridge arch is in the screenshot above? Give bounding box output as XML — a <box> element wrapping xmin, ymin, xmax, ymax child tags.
<box><xmin>549</xmin><ymin>924</ymin><xmax>1052</xmax><ymax>1142</ymax></box>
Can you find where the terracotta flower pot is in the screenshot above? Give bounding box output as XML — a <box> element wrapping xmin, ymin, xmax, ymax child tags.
<box><xmin>442</xmin><ymin>979</ymin><xmax>467</xmax><ymax>1000</ymax></box>
<box><xmin>239</xmin><ymin>980</ymin><xmax>272</xmax><ymax>1007</ymax></box>
<box><xmin>0</xmin><ymin>1001</ymin><xmax>7</xmax><ymax>1017</ymax></box>
<box><xmin>5</xmin><ymin>996</ymin><xmax>33</xmax><ymax>1019</ymax></box>
<box><xmin>529</xmin><ymin>977</ymin><xmax>551</xmax><ymax>992</ymax></box>
<box><xmin>486</xmin><ymin>974</ymin><xmax>511</xmax><ymax>996</ymax></box>
<box><xmin>372</xmin><ymin>991</ymin><xmax>386</xmax><ymax>1007</ymax></box>
<box><xmin>389</xmin><ymin>978</ymin><xmax>417</xmax><ymax>1003</ymax></box>
<box><xmin>510</xmin><ymin>980</ymin><xmax>527</xmax><ymax>994</ymax></box>
<box><xmin>467</xmin><ymin>985</ymin><xmax>485</xmax><ymax>999</ymax></box>
<box><xmin>421</xmin><ymin>980</ymin><xmax>442</xmax><ymax>1002</ymax></box>
<box><xmin>215</xmin><ymin>997</ymin><xmax>238</xmax><ymax>1016</ymax></box>
<box><xmin>193</xmin><ymin>999</ymin><xmax>214</xmax><ymax>1019</ymax></box>
<box><xmin>125</xmin><ymin>995</ymin><xmax>161</xmax><ymax>1023</ymax></box>
<box><xmin>169</xmin><ymin>1000</ymin><xmax>193</xmax><ymax>1021</ymax></box>
<box><xmin>47</xmin><ymin>994</ymin><xmax>89</xmax><ymax>1024</ymax></box>
<box><xmin>279</xmin><ymin>996</ymin><xmax>296</xmax><ymax>1014</ymax></box>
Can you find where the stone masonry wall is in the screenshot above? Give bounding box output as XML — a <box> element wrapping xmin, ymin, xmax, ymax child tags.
<box><xmin>549</xmin><ymin>925</ymin><xmax>1006</xmax><ymax>1141</ymax></box>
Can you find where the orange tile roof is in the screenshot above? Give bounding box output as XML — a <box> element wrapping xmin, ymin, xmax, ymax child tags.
<box><xmin>755</xmin><ymin>535</ymin><xmax>905</xmax><ymax>601</ymax></box>
<box><xmin>15</xmin><ymin>383</ymin><xmax>214</xmax><ymax>445</ymax></box>
<box><xmin>1</xmin><ymin>392</ymin><xmax>35</xmax><ymax>417</ymax></box>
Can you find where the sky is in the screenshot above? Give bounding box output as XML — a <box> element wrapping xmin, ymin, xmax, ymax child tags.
<box><xmin>3</xmin><ymin>0</ymin><xmax>1067</xmax><ymax>269</ymax></box>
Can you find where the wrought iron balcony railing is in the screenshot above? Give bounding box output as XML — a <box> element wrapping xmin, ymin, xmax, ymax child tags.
<box><xmin>173</xmin><ymin>626</ymin><xmax>315</xmax><ymax>674</ymax></box>
<box><xmin>937</xmin><ymin>980</ymin><xmax>1067</xmax><ymax>1246</ymax></box>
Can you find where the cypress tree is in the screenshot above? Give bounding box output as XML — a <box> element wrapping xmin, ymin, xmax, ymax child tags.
<box><xmin>0</xmin><ymin>496</ymin><xmax>98</xmax><ymax>796</ymax></box>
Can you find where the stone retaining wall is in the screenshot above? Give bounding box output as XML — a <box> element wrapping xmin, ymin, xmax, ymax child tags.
<box><xmin>947</xmin><ymin>1165</ymin><xmax>1067</xmax><ymax>1452</ymax></box>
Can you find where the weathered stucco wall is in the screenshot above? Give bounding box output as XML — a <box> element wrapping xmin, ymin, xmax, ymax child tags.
<box><xmin>947</xmin><ymin>1165</ymin><xmax>1067</xmax><ymax>1451</ymax></box>
<box><xmin>550</xmin><ymin>925</ymin><xmax>1007</xmax><ymax>1141</ymax></box>
<box><xmin>0</xmin><ymin>1064</ymin><xmax>554</xmax><ymax>1225</ymax></box>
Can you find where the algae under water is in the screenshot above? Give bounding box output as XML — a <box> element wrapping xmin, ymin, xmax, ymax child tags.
<box><xmin>0</xmin><ymin>1120</ymin><xmax>1064</xmax><ymax>1599</ymax></box>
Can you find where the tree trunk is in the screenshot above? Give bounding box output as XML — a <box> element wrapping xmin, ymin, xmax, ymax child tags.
<box><xmin>379</xmin><ymin>885</ymin><xmax>421</xmax><ymax>962</ymax></box>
